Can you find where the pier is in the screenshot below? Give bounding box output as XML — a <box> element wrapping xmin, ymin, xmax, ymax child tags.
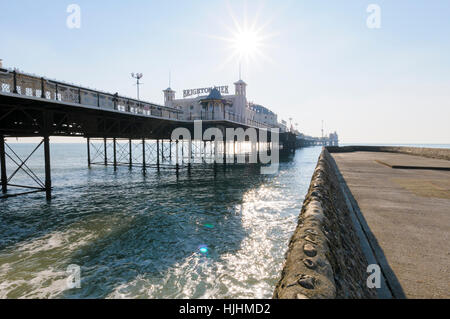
<box><xmin>0</xmin><ymin>68</ymin><xmax>335</xmax><ymax>200</ymax></box>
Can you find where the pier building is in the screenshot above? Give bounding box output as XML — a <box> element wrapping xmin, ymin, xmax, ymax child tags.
<box><xmin>163</xmin><ymin>79</ymin><xmax>287</xmax><ymax>132</ymax></box>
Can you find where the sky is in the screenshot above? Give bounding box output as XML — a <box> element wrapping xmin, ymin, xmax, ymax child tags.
<box><xmin>1</xmin><ymin>0</ymin><xmax>449</xmax><ymax>144</ymax></box>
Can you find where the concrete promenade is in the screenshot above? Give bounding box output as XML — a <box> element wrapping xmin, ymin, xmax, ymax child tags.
<box><xmin>331</xmin><ymin>151</ymin><xmax>450</xmax><ymax>298</ymax></box>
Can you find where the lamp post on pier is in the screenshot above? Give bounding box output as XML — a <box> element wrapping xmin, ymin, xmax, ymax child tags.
<box><xmin>131</xmin><ymin>73</ymin><xmax>143</xmax><ymax>100</ymax></box>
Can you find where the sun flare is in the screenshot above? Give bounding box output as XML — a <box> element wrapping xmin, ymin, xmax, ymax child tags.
<box><xmin>207</xmin><ymin>3</ymin><xmax>278</xmax><ymax>73</ymax></box>
<box><xmin>231</xmin><ymin>28</ymin><xmax>264</xmax><ymax>61</ymax></box>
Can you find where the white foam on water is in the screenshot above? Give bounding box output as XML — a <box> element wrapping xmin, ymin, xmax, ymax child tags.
<box><xmin>0</xmin><ymin>224</ymin><xmax>102</xmax><ymax>298</ymax></box>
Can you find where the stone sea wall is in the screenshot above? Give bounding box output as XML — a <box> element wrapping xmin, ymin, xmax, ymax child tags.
<box><xmin>326</xmin><ymin>146</ymin><xmax>450</xmax><ymax>161</ymax></box>
<box><xmin>273</xmin><ymin>149</ymin><xmax>377</xmax><ymax>299</ymax></box>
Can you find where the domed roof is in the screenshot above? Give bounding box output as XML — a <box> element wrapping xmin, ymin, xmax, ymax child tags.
<box><xmin>234</xmin><ymin>79</ymin><xmax>247</xmax><ymax>85</ymax></box>
<box><xmin>206</xmin><ymin>88</ymin><xmax>222</xmax><ymax>100</ymax></box>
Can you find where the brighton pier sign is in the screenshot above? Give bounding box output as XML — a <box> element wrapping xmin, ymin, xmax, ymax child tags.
<box><xmin>183</xmin><ymin>86</ymin><xmax>228</xmax><ymax>98</ymax></box>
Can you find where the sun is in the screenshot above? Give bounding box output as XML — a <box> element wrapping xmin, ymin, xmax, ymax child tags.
<box><xmin>206</xmin><ymin>2</ymin><xmax>278</xmax><ymax>73</ymax></box>
<box><xmin>231</xmin><ymin>28</ymin><xmax>264</xmax><ymax>61</ymax></box>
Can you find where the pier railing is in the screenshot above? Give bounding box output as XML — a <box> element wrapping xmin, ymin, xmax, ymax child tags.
<box><xmin>0</xmin><ymin>69</ymin><xmax>184</xmax><ymax>120</ymax></box>
<box><xmin>0</xmin><ymin>68</ymin><xmax>274</xmax><ymax>129</ymax></box>
<box><xmin>187</xmin><ymin>111</ymin><xmax>272</xmax><ymax>129</ymax></box>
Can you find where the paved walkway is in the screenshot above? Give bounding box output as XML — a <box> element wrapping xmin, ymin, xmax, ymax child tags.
<box><xmin>331</xmin><ymin>151</ymin><xmax>450</xmax><ymax>299</ymax></box>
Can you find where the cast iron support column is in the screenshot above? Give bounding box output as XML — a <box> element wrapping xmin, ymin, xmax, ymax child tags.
<box><xmin>203</xmin><ymin>141</ymin><xmax>206</xmax><ymax>163</ymax></box>
<box><xmin>234</xmin><ymin>139</ymin><xmax>237</xmax><ymax>164</ymax></box>
<box><xmin>214</xmin><ymin>139</ymin><xmax>218</xmax><ymax>172</ymax></box>
<box><xmin>104</xmin><ymin>138</ymin><xmax>108</xmax><ymax>166</ymax></box>
<box><xmin>251</xmin><ymin>140</ymin><xmax>257</xmax><ymax>165</ymax></box>
<box><xmin>169</xmin><ymin>140</ymin><xmax>172</xmax><ymax>161</ymax></box>
<box><xmin>223</xmin><ymin>138</ymin><xmax>227</xmax><ymax>170</ymax></box>
<box><xmin>181</xmin><ymin>140</ymin><xmax>184</xmax><ymax>164</ymax></box>
<box><xmin>175</xmin><ymin>140</ymin><xmax>179</xmax><ymax>173</ymax></box>
<box><xmin>87</xmin><ymin>137</ymin><xmax>91</xmax><ymax>168</ymax></box>
<box><xmin>188</xmin><ymin>139</ymin><xmax>192</xmax><ymax>172</ymax></box>
<box><xmin>43</xmin><ymin>136</ymin><xmax>51</xmax><ymax>200</ymax></box>
<box><xmin>156</xmin><ymin>139</ymin><xmax>160</xmax><ymax>171</ymax></box>
<box><xmin>13</xmin><ymin>70</ymin><xmax>18</xmax><ymax>93</ymax></box>
<box><xmin>113</xmin><ymin>138</ymin><xmax>117</xmax><ymax>171</ymax></box>
<box><xmin>0</xmin><ymin>136</ymin><xmax>7</xmax><ymax>194</ymax></box>
<box><xmin>210</xmin><ymin>140</ymin><xmax>213</xmax><ymax>158</ymax></box>
<box><xmin>257</xmin><ymin>139</ymin><xmax>261</xmax><ymax>164</ymax></box>
<box><xmin>129</xmin><ymin>139</ymin><xmax>132</xmax><ymax>168</ymax></box>
<box><xmin>142</xmin><ymin>138</ymin><xmax>146</xmax><ymax>174</ymax></box>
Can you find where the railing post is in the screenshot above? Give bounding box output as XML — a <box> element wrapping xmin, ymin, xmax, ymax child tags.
<box><xmin>12</xmin><ymin>70</ymin><xmax>17</xmax><ymax>93</ymax></box>
<box><xmin>55</xmin><ymin>83</ymin><xmax>58</xmax><ymax>100</ymax></box>
<box><xmin>41</xmin><ymin>77</ymin><xmax>46</xmax><ymax>98</ymax></box>
<box><xmin>0</xmin><ymin>136</ymin><xmax>7</xmax><ymax>194</ymax></box>
<box><xmin>97</xmin><ymin>93</ymin><xmax>100</xmax><ymax>107</ymax></box>
<box><xmin>114</xmin><ymin>93</ymin><xmax>118</xmax><ymax>110</ymax></box>
<box><xmin>78</xmin><ymin>88</ymin><xmax>82</xmax><ymax>104</ymax></box>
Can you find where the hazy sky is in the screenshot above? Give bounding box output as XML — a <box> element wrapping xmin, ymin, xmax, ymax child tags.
<box><xmin>1</xmin><ymin>0</ymin><xmax>449</xmax><ymax>143</ymax></box>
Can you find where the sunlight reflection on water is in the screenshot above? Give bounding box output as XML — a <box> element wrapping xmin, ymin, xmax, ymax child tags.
<box><xmin>0</xmin><ymin>144</ymin><xmax>322</xmax><ymax>299</ymax></box>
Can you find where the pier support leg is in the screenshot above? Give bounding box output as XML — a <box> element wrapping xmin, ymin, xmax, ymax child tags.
<box><xmin>188</xmin><ymin>139</ymin><xmax>192</xmax><ymax>172</ymax></box>
<box><xmin>87</xmin><ymin>137</ymin><xmax>91</xmax><ymax>168</ymax></box>
<box><xmin>142</xmin><ymin>138</ymin><xmax>146</xmax><ymax>174</ymax></box>
<box><xmin>43</xmin><ymin>136</ymin><xmax>51</xmax><ymax>201</ymax></box>
<box><xmin>113</xmin><ymin>138</ymin><xmax>117</xmax><ymax>171</ymax></box>
<box><xmin>210</xmin><ymin>140</ymin><xmax>213</xmax><ymax>159</ymax></box>
<box><xmin>175</xmin><ymin>140</ymin><xmax>179</xmax><ymax>173</ymax></box>
<box><xmin>104</xmin><ymin>137</ymin><xmax>108</xmax><ymax>166</ymax></box>
<box><xmin>0</xmin><ymin>136</ymin><xmax>7</xmax><ymax>194</ymax></box>
<box><xmin>257</xmin><ymin>141</ymin><xmax>261</xmax><ymax>164</ymax></box>
<box><xmin>233</xmin><ymin>139</ymin><xmax>236</xmax><ymax>164</ymax></box>
<box><xmin>251</xmin><ymin>141</ymin><xmax>257</xmax><ymax>165</ymax></box>
<box><xmin>214</xmin><ymin>139</ymin><xmax>218</xmax><ymax>171</ymax></box>
<box><xmin>181</xmin><ymin>140</ymin><xmax>184</xmax><ymax>164</ymax></box>
<box><xmin>203</xmin><ymin>141</ymin><xmax>206</xmax><ymax>163</ymax></box>
<box><xmin>157</xmin><ymin>139</ymin><xmax>160</xmax><ymax>171</ymax></box>
<box><xmin>129</xmin><ymin>139</ymin><xmax>132</xmax><ymax>168</ymax></box>
<box><xmin>223</xmin><ymin>138</ymin><xmax>227</xmax><ymax>170</ymax></box>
